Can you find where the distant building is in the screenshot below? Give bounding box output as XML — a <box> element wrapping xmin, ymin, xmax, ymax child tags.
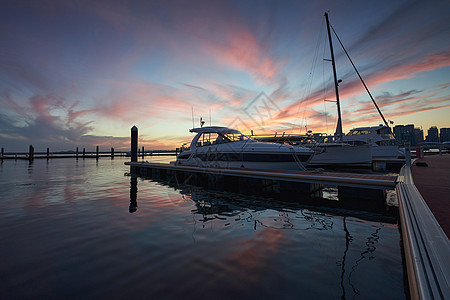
<box><xmin>440</xmin><ymin>128</ymin><xmax>450</xmax><ymax>142</ymax></box>
<box><xmin>394</xmin><ymin>124</ymin><xmax>416</xmax><ymax>145</ymax></box>
<box><xmin>414</xmin><ymin>127</ymin><xmax>424</xmax><ymax>145</ymax></box>
<box><xmin>426</xmin><ymin>126</ymin><xmax>439</xmax><ymax>142</ymax></box>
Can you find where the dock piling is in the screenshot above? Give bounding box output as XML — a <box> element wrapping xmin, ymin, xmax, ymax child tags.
<box><xmin>76</xmin><ymin>147</ymin><xmax>79</xmax><ymax>160</ymax></box>
<box><xmin>142</xmin><ymin>146</ymin><xmax>145</xmax><ymax>159</ymax></box>
<box><xmin>1</xmin><ymin>147</ymin><xmax>4</xmax><ymax>160</ymax></box>
<box><xmin>83</xmin><ymin>148</ymin><xmax>86</xmax><ymax>158</ymax></box>
<box><xmin>46</xmin><ymin>148</ymin><xmax>50</xmax><ymax>160</ymax></box>
<box><xmin>131</xmin><ymin>126</ymin><xmax>138</xmax><ymax>162</ymax></box>
<box><xmin>406</xmin><ymin>147</ymin><xmax>411</xmax><ymax>166</ymax></box>
<box><xmin>111</xmin><ymin>147</ymin><xmax>114</xmax><ymax>159</ymax></box>
<box><xmin>96</xmin><ymin>146</ymin><xmax>99</xmax><ymax>159</ymax></box>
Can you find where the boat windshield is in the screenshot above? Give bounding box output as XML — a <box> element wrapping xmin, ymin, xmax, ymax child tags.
<box><xmin>346</xmin><ymin>130</ymin><xmax>371</xmax><ymax>135</ymax></box>
<box><xmin>195</xmin><ymin>132</ymin><xmax>250</xmax><ymax>147</ymax></box>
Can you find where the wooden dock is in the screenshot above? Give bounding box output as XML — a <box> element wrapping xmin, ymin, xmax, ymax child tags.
<box><xmin>125</xmin><ymin>162</ymin><xmax>397</xmax><ymax>208</ymax></box>
<box><xmin>125</xmin><ymin>161</ymin><xmax>397</xmax><ymax>190</ymax></box>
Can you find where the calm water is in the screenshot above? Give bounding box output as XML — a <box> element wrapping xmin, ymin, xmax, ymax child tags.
<box><xmin>0</xmin><ymin>157</ymin><xmax>406</xmax><ymax>299</ymax></box>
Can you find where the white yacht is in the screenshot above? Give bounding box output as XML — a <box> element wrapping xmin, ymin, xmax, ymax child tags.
<box><xmin>175</xmin><ymin>126</ymin><xmax>314</xmax><ymax>171</ymax></box>
<box><xmin>343</xmin><ymin>125</ymin><xmax>400</xmax><ymax>159</ymax></box>
<box><xmin>258</xmin><ymin>135</ymin><xmax>372</xmax><ymax>167</ymax></box>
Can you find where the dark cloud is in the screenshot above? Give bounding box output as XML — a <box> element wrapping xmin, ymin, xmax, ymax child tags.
<box><xmin>0</xmin><ymin>93</ymin><xmax>97</xmax><ymax>151</ymax></box>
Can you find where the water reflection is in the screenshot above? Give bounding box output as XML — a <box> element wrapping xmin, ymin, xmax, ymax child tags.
<box><xmin>0</xmin><ymin>158</ymin><xmax>405</xmax><ymax>299</ymax></box>
<box><xmin>129</xmin><ymin>176</ymin><xmax>137</xmax><ymax>213</ymax></box>
<box><xmin>128</xmin><ymin>172</ymin><xmax>397</xmax><ymax>225</ymax></box>
<box><xmin>338</xmin><ymin>217</ymin><xmax>382</xmax><ymax>299</ymax></box>
<box><xmin>127</xmin><ymin>174</ymin><xmax>397</xmax><ymax>299</ymax></box>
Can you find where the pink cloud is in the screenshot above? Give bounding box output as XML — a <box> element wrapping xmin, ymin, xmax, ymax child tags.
<box><xmin>271</xmin><ymin>50</ymin><xmax>450</xmax><ymax>126</ymax></box>
<box><xmin>204</xmin><ymin>28</ymin><xmax>282</xmax><ymax>83</ymax></box>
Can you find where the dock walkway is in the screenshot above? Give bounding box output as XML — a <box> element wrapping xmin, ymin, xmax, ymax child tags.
<box><xmin>411</xmin><ymin>155</ymin><xmax>450</xmax><ymax>238</ymax></box>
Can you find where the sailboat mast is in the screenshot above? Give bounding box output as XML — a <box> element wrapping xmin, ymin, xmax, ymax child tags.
<box><xmin>324</xmin><ymin>12</ymin><xmax>343</xmax><ymax>142</ymax></box>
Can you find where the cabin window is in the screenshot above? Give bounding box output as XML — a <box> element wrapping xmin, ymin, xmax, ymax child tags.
<box><xmin>212</xmin><ymin>133</ymin><xmax>230</xmax><ymax>144</ymax></box>
<box><xmin>196</xmin><ymin>133</ymin><xmax>219</xmax><ymax>147</ymax></box>
<box><xmin>222</xmin><ymin>133</ymin><xmax>249</xmax><ymax>142</ymax></box>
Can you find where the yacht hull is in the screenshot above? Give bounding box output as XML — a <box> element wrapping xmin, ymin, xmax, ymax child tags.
<box><xmin>371</xmin><ymin>145</ymin><xmax>400</xmax><ymax>159</ymax></box>
<box><xmin>176</xmin><ymin>151</ymin><xmax>313</xmax><ymax>171</ymax></box>
<box><xmin>308</xmin><ymin>144</ymin><xmax>372</xmax><ymax>167</ymax></box>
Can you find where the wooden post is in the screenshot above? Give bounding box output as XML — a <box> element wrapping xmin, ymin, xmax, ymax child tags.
<box><xmin>83</xmin><ymin>148</ymin><xmax>86</xmax><ymax>158</ymax></box>
<box><xmin>29</xmin><ymin>145</ymin><xmax>34</xmax><ymax>161</ymax></box>
<box><xmin>1</xmin><ymin>147</ymin><xmax>4</xmax><ymax>160</ymax></box>
<box><xmin>131</xmin><ymin>126</ymin><xmax>138</xmax><ymax>162</ymax></box>
<box><xmin>96</xmin><ymin>146</ymin><xmax>99</xmax><ymax>159</ymax></box>
<box><xmin>76</xmin><ymin>147</ymin><xmax>79</xmax><ymax>160</ymax></box>
<box><xmin>46</xmin><ymin>147</ymin><xmax>50</xmax><ymax>159</ymax></box>
<box><xmin>142</xmin><ymin>146</ymin><xmax>145</xmax><ymax>159</ymax></box>
<box><xmin>111</xmin><ymin>147</ymin><xmax>114</xmax><ymax>159</ymax></box>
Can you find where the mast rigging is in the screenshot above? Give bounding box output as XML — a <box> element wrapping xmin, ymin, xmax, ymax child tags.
<box><xmin>324</xmin><ymin>12</ymin><xmax>343</xmax><ymax>141</ymax></box>
<box><xmin>329</xmin><ymin>25</ymin><xmax>390</xmax><ymax>128</ymax></box>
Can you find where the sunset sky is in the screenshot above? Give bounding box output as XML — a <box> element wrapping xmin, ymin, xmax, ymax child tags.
<box><xmin>1</xmin><ymin>0</ymin><xmax>449</xmax><ymax>151</ymax></box>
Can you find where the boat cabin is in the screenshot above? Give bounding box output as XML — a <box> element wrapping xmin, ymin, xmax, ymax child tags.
<box><xmin>189</xmin><ymin>126</ymin><xmax>251</xmax><ymax>148</ymax></box>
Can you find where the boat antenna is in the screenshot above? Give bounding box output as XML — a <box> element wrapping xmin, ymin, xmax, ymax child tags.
<box><xmin>330</xmin><ymin>24</ymin><xmax>390</xmax><ymax>129</ymax></box>
<box><xmin>209</xmin><ymin>109</ymin><xmax>211</xmax><ymax>126</ymax></box>
<box><xmin>324</xmin><ymin>12</ymin><xmax>343</xmax><ymax>142</ymax></box>
<box><xmin>191</xmin><ymin>107</ymin><xmax>194</xmax><ymax>129</ymax></box>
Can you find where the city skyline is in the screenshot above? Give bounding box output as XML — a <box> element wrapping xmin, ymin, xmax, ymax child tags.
<box><xmin>1</xmin><ymin>0</ymin><xmax>449</xmax><ymax>151</ymax></box>
<box><xmin>393</xmin><ymin>124</ymin><xmax>450</xmax><ymax>147</ymax></box>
